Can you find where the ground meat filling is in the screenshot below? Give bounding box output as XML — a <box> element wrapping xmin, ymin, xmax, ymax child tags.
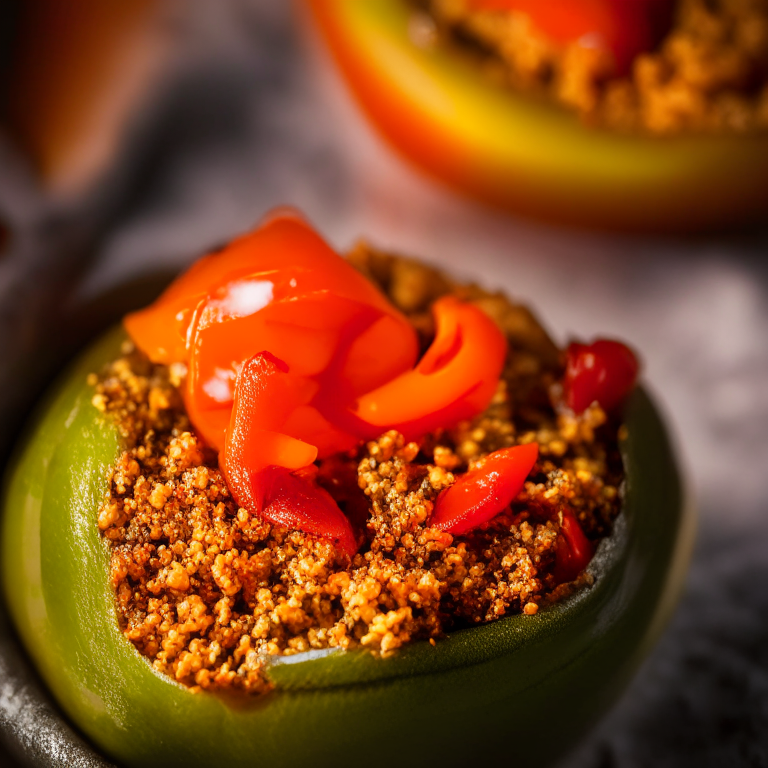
<box><xmin>94</xmin><ymin>246</ymin><xmax>624</xmax><ymax>695</ymax></box>
<box><xmin>416</xmin><ymin>0</ymin><xmax>768</xmax><ymax>134</ymax></box>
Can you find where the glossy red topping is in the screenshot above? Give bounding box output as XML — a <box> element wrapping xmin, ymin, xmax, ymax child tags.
<box><xmin>431</xmin><ymin>443</ymin><xmax>539</xmax><ymax>535</ymax></box>
<box><xmin>125</xmin><ymin>212</ymin><xmax>419</xmax><ymax>452</ymax></box>
<box><xmin>553</xmin><ymin>506</ymin><xmax>594</xmax><ymax>583</ymax></box>
<box><xmin>564</xmin><ymin>339</ymin><xmax>640</xmax><ymax>414</ymax></box>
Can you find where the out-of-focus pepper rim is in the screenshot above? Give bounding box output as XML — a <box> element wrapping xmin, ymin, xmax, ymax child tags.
<box><xmin>306</xmin><ymin>0</ymin><xmax>768</xmax><ymax>231</ymax></box>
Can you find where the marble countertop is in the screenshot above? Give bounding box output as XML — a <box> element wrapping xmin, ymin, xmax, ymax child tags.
<box><xmin>1</xmin><ymin>2</ymin><xmax>766</xmax><ymax>766</ymax></box>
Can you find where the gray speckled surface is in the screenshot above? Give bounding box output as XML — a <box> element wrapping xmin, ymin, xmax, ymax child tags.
<box><xmin>1</xmin><ymin>1</ymin><xmax>767</xmax><ymax>766</ymax></box>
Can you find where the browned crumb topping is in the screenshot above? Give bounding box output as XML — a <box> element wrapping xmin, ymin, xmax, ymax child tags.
<box><xmin>417</xmin><ymin>0</ymin><xmax>768</xmax><ymax>134</ymax></box>
<box><xmin>94</xmin><ymin>246</ymin><xmax>623</xmax><ymax>695</ymax></box>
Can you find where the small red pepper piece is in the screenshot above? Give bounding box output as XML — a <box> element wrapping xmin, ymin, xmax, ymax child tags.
<box><xmin>221</xmin><ymin>353</ymin><xmax>356</xmax><ymax>557</ymax></box>
<box><xmin>468</xmin><ymin>0</ymin><xmax>673</xmax><ymax>76</ymax></box>
<box><xmin>255</xmin><ymin>467</ymin><xmax>358</xmax><ymax>559</ymax></box>
<box><xmin>431</xmin><ymin>443</ymin><xmax>539</xmax><ymax>535</ymax></box>
<box><xmin>564</xmin><ymin>339</ymin><xmax>639</xmax><ymax>414</ymax></box>
<box><xmin>553</xmin><ymin>507</ymin><xmax>594</xmax><ymax>583</ymax></box>
<box><xmin>348</xmin><ymin>296</ymin><xmax>507</xmax><ymax>440</ymax></box>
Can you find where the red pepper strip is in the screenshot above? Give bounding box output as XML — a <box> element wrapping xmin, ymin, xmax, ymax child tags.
<box><xmin>553</xmin><ymin>507</ymin><xmax>594</xmax><ymax>584</ymax></box>
<box><xmin>254</xmin><ymin>467</ymin><xmax>357</xmax><ymax>559</ymax></box>
<box><xmin>348</xmin><ymin>297</ymin><xmax>507</xmax><ymax>440</ymax></box>
<box><xmin>564</xmin><ymin>339</ymin><xmax>640</xmax><ymax>414</ymax></box>
<box><xmin>431</xmin><ymin>443</ymin><xmax>539</xmax><ymax>535</ymax></box>
<box><xmin>221</xmin><ymin>354</ymin><xmax>356</xmax><ymax>557</ymax></box>
<box><xmin>221</xmin><ymin>353</ymin><xmax>318</xmax><ymax>476</ymax></box>
<box><xmin>468</xmin><ymin>0</ymin><xmax>673</xmax><ymax>76</ymax></box>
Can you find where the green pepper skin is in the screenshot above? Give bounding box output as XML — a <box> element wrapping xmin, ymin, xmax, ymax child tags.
<box><xmin>1</xmin><ymin>326</ymin><xmax>694</xmax><ymax>768</ymax></box>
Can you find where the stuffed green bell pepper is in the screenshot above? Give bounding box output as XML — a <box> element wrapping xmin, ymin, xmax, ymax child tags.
<box><xmin>1</xmin><ymin>213</ymin><xmax>694</xmax><ymax>768</ymax></box>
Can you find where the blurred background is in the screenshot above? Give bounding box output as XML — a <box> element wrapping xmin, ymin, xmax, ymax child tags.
<box><xmin>0</xmin><ymin>1</ymin><xmax>766</xmax><ymax>766</ymax></box>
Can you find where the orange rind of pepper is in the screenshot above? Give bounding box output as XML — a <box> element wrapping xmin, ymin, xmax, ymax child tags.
<box><xmin>305</xmin><ymin>0</ymin><xmax>768</xmax><ymax>232</ymax></box>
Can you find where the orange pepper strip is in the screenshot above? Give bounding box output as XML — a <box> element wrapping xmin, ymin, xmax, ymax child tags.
<box><xmin>553</xmin><ymin>507</ymin><xmax>594</xmax><ymax>583</ymax></box>
<box><xmin>431</xmin><ymin>443</ymin><xmax>539</xmax><ymax>535</ymax></box>
<box><xmin>467</xmin><ymin>0</ymin><xmax>673</xmax><ymax>76</ymax></box>
<box><xmin>348</xmin><ymin>297</ymin><xmax>507</xmax><ymax>440</ymax></box>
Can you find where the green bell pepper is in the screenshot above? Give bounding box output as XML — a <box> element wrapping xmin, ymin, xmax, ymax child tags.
<box><xmin>1</xmin><ymin>325</ymin><xmax>694</xmax><ymax>768</ymax></box>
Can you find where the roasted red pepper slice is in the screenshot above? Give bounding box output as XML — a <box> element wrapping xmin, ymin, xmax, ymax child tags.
<box><xmin>125</xmin><ymin>212</ymin><xmax>416</xmax><ymax>367</ymax></box>
<box><xmin>553</xmin><ymin>506</ymin><xmax>594</xmax><ymax>583</ymax></box>
<box><xmin>125</xmin><ymin>212</ymin><xmax>418</xmax><ymax>451</ymax></box>
<box><xmin>468</xmin><ymin>0</ymin><xmax>673</xmax><ymax>76</ymax></box>
<box><xmin>564</xmin><ymin>338</ymin><xmax>640</xmax><ymax>414</ymax></box>
<box><xmin>431</xmin><ymin>443</ymin><xmax>539</xmax><ymax>534</ymax></box>
<box><xmin>221</xmin><ymin>353</ymin><xmax>356</xmax><ymax>557</ymax></box>
<box><xmin>349</xmin><ymin>296</ymin><xmax>507</xmax><ymax>440</ymax></box>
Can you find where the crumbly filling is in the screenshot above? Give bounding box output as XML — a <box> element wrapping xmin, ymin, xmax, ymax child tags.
<box><xmin>416</xmin><ymin>0</ymin><xmax>768</xmax><ymax>134</ymax></box>
<box><xmin>94</xmin><ymin>246</ymin><xmax>623</xmax><ymax>695</ymax></box>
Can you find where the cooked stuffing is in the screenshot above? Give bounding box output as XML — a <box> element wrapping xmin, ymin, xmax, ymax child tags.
<box><xmin>93</xmin><ymin>246</ymin><xmax>623</xmax><ymax>695</ymax></box>
<box><xmin>415</xmin><ymin>0</ymin><xmax>768</xmax><ymax>134</ymax></box>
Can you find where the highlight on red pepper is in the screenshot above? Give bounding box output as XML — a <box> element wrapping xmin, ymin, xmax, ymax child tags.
<box><xmin>431</xmin><ymin>443</ymin><xmax>539</xmax><ymax>535</ymax></box>
<box><xmin>564</xmin><ymin>338</ymin><xmax>640</xmax><ymax>414</ymax></box>
<box><xmin>553</xmin><ymin>506</ymin><xmax>594</xmax><ymax>583</ymax></box>
<box><xmin>468</xmin><ymin>0</ymin><xmax>673</xmax><ymax>76</ymax></box>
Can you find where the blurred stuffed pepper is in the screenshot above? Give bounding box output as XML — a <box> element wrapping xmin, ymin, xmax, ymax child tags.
<box><xmin>306</xmin><ymin>0</ymin><xmax>768</xmax><ymax>231</ymax></box>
